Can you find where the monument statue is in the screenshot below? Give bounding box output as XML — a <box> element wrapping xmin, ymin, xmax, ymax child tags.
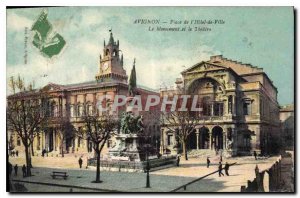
<box><xmin>120</xmin><ymin>112</ymin><xmax>144</xmax><ymax>134</ymax></box>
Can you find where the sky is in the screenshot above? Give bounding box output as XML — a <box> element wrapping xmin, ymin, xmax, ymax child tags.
<box><xmin>6</xmin><ymin>7</ymin><xmax>294</xmax><ymax>105</ymax></box>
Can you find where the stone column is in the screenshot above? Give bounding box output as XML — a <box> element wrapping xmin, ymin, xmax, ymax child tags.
<box><xmin>83</xmin><ymin>94</ymin><xmax>87</xmax><ymax>115</ymax></box>
<box><xmin>232</xmin><ymin>95</ymin><xmax>236</xmax><ymax>116</ymax></box>
<box><xmin>58</xmin><ymin>96</ymin><xmax>62</xmax><ymax>117</ymax></box>
<box><xmin>223</xmin><ymin>132</ymin><xmax>226</xmax><ymax>150</ymax></box>
<box><xmin>196</xmin><ymin>130</ymin><xmax>200</xmax><ymax>150</ymax></box>
<box><xmin>211</xmin><ymin>103</ymin><xmax>214</xmax><ymax>116</ymax></box>
<box><xmin>62</xmin><ymin>97</ymin><xmax>67</xmax><ymax>117</ymax></box>
<box><xmin>53</xmin><ymin>129</ymin><xmax>57</xmax><ymax>151</ymax></box>
<box><xmin>74</xmin><ymin>95</ymin><xmax>78</xmax><ymax>117</ymax></box>
<box><xmin>209</xmin><ymin>132</ymin><xmax>212</xmax><ymax>150</ymax></box>
<box><xmin>232</xmin><ymin>127</ymin><xmax>238</xmax><ymax>156</ymax></box>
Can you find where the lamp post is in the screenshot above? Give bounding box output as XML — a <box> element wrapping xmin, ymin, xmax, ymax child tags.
<box><xmin>144</xmin><ymin>143</ymin><xmax>151</xmax><ymax>188</ymax></box>
<box><xmin>146</xmin><ymin>146</ymin><xmax>150</xmax><ymax>188</ymax></box>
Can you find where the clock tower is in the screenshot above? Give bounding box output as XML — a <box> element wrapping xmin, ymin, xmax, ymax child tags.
<box><xmin>95</xmin><ymin>30</ymin><xmax>128</xmax><ymax>83</ymax></box>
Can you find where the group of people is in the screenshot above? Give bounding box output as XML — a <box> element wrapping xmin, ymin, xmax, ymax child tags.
<box><xmin>9</xmin><ymin>150</ymin><xmax>19</xmax><ymax>157</ymax></box>
<box><xmin>207</xmin><ymin>157</ymin><xmax>230</xmax><ymax>177</ymax></box>
<box><xmin>8</xmin><ymin>163</ymin><xmax>27</xmax><ymax>178</ymax></box>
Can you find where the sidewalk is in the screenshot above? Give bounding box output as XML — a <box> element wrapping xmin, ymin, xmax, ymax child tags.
<box><xmin>9</xmin><ymin>154</ymin><xmax>280</xmax><ymax>192</ymax></box>
<box><xmin>11</xmin><ymin>167</ymin><xmax>197</xmax><ymax>192</ymax></box>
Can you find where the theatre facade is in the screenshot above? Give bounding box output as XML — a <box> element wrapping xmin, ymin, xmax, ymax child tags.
<box><xmin>160</xmin><ymin>55</ymin><xmax>281</xmax><ymax>156</ymax></box>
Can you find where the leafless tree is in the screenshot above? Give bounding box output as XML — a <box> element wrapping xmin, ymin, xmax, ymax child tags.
<box><xmin>77</xmin><ymin>112</ymin><xmax>118</xmax><ymax>183</ymax></box>
<box><xmin>7</xmin><ymin>75</ymin><xmax>49</xmax><ymax>176</ymax></box>
<box><xmin>161</xmin><ymin>109</ymin><xmax>200</xmax><ymax>160</ymax></box>
<box><xmin>56</xmin><ymin>117</ymin><xmax>76</xmax><ymax>157</ymax></box>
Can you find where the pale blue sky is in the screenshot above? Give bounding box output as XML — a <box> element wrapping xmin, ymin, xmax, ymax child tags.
<box><xmin>6</xmin><ymin>7</ymin><xmax>294</xmax><ymax>105</ymax></box>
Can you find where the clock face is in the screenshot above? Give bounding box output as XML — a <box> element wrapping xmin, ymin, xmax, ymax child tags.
<box><xmin>102</xmin><ymin>62</ymin><xmax>109</xmax><ymax>71</ymax></box>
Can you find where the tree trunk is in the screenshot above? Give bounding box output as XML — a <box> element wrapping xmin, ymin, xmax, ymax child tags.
<box><xmin>61</xmin><ymin>138</ymin><xmax>64</xmax><ymax>157</ymax></box>
<box><xmin>182</xmin><ymin>140</ymin><xmax>188</xmax><ymax>160</ymax></box>
<box><xmin>61</xmin><ymin>145</ymin><xmax>64</xmax><ymax>157</ymax></box>
<box><xmin>24</xmin><ymin>146</ymin><xmax>31</xmax><ymax>176</ymax></box>
<box><xmin>31</xmin><ymin>144</ymin><xmax>34</xmax><ymax>156</ymax></box>
<box><xmin>95</xmin><ymin>150</ymin><xmax>101</xmax><ymax>183</ymax></box>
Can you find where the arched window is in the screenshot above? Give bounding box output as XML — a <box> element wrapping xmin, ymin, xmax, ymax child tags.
<box><xmin>105</xmin><ymin>49</ymin><xmax>110</xmax><ymax>56</ymax></box>
<box><xmin>113</xmin><ymin>50</ymin><xmax>117</xmax><ymax>57</ymax></box>
<box><xmin>50</xmin><ymin>102</ymin><xmax>56</xmax><ymax>117</ymax></box>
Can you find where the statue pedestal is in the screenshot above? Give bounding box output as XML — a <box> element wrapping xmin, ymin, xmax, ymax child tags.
<box><xmin>109</xmin><ymin>134</ymin><xmax>141</xmax><ymax>162</ymax></box>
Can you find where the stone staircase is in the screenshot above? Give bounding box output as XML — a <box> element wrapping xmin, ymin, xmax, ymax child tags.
<box><xmin>187</xmin><ymin>149</ymin><xmax>218</xmax><ymax>158</ymax></box>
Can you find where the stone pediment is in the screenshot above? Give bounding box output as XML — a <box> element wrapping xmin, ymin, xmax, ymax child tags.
<box><xmin>181</xmin><ymin>61</ymin><xmax>227</xmax><ymax>74</ymax></box>
<box><xmin>42</xmin><ymin>83</ymin><xmax>63</xmax><ymax>92</ymax></box>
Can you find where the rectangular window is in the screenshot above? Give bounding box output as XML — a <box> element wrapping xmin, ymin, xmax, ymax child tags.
<box><xmin>167</xmin><ymin>135</ymin><xmax>173</xmax><ymax>146</ymax></box>
<box><xmin>213</xmin><ymin>103</ymin><xmax>224</xmax><ymax>116</ymax></box>
<box><xmin>243</xmin><ymin>100</ymin><xmax>252</xmax><ymax>115</ymax></box>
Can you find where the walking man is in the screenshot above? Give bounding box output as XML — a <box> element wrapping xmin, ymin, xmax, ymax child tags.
<box><xmin>176</xmin><ymin>155</ymin><xmax>181</xmax><ymax>167</ymax></box>
<box><xmin>224</xmin><ymin>162</ymin><xmax>230</xmax><ymax>176</ymax></box>
<box><xmin>22</xmin><ymin>164</ymin><xmax>26</xmax><ymax>177</ymax></box>
<box><xmin>218</xmin><ymin>162</ymin><xmax>224</xmax><ymax>177</ymax></box>
<box><xmin>254</xmin><ymin>151</ymin><xmax>257</xmax><ymax>160</ymax></box>
<box><xmin>14</xmin><ymin>164</ymin><xmax>18</xmax><ymax>176</ymax></box>
<box><xmin>207</xmin><ymin>157</ymin><xmax>210</xmax><ymax>168</ymax></box>
<box><xmin>78</xmin><ymin>157</ymin><xmax>83</xmax><ymax>169</ymax></box>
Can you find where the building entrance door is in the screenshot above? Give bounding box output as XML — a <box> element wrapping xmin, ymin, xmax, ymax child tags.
<box><xmin>212</xmin><ymin>126</ymin><xmax>223</xmax><ymax>150</ymax></box>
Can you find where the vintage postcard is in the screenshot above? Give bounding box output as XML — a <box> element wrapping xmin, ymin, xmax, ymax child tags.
<box><xmin>6</xmin><ymin>6</ymin><xmax>294</xmax><ymax>192</ymax></box>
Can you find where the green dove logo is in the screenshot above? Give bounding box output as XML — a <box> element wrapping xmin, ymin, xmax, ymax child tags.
<box><xmin>31</xmin><ymin>10</ymin><xmax>66</xmax><ymax>59</ymax></box>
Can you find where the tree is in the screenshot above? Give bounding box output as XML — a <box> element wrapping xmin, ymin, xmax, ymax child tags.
<box><xmin>78</xmin><ymin>113</ymin><xmax>118</xmax><ymax>183</ymax></box>
<box><xmin>161</xmin><ymin>109</ymin><xmax>199</xmax><ymax>160</ymax></box>
<box><xmin>56</xmin><ymin>117</ymin><xmax>76</xmax><ymax>157</ymax></box>
<box><xmin>7</xmin><ymin>75</ymin><xmax>49</xmax><ymax>176</ymax></box>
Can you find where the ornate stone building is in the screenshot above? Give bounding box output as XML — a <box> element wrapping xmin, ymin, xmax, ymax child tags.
<box><xmin>8</xmin><ymin>31</ymin><xmax>160</xmax><ymax>156</ymax></box>
<box><xmin>279</xmin><ymin>104</ymin><xmax>294</xmax><ymax>150</ymax></box>
<box><xmin>160</xmin><ymin>55</ymin><xmax>280</xmax><ymax>156</ymax></box>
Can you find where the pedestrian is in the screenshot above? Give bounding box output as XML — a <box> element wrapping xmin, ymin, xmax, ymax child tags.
<box><xmin>254</xmin><ymin>151</ymin><xmax>257</xmax><ymax>160</ymax></box>
<box><xmin>218</xmin><ymin>162</ymin><xmax>224</xmax><ymax>177</ymax></box>
<box><xmin>22</xmin><ymin>164</ymin><xmax>26</xmax><ymax>177</ymax></box>
<box><xmin>14</xmin><ymin>164</ymin><xmax>18</xmax><ymax>176</ymax></box>
<box><xmin>78</xmin><ymin>157</ymin><xmax>83</xmax><ymax>169</ymax></box>
<box><xmin>16</xmin><ymin>150</ymin><xmax>19</xmax><ymax>157</ymax></box>
<box><xmin>224</xmin><ymin>162</ymin><xmax>230</xmax><ymax>176</ymax></box>
<box><xmin>207</xmin><ymin>157</ymin><xmax>210</xmax><ymax>168</ymax></box>
<box><xmin>176</xmin><ymin>155</ymin><xmax>180</xmax><ymax>167</ymax></box>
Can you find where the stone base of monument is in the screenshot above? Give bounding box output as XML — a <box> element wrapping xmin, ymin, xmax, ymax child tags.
<box><xmin>109</xmin><ymin>133</ymin><xmax>142</xmax><ymax>162</ymax></box>
<box><xmin>87</xmin><ymin>155</ymin><xmax>177</xmax><ymax>173</ymax></box>
<box><xmin>87</xmin><ymin>133</ymin><xmax>177</xmax><ymax>172</ymax></box>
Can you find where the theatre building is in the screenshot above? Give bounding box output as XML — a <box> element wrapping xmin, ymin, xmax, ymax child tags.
<box><xmin>160</xmin><ymin>55</ymin><xmax>280</xmax><ymax>156</ymax></box>
<box><xmin>7</xmin><ymin>31</ymin><xmax>160</xmax><ymax>156</ymax></box>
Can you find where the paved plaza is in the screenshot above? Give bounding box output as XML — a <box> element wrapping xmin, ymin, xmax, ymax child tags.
<box><xmin>8</xmin><ymin>153</ymin><xmax>282</xmax><ymax>192</ymax></box>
